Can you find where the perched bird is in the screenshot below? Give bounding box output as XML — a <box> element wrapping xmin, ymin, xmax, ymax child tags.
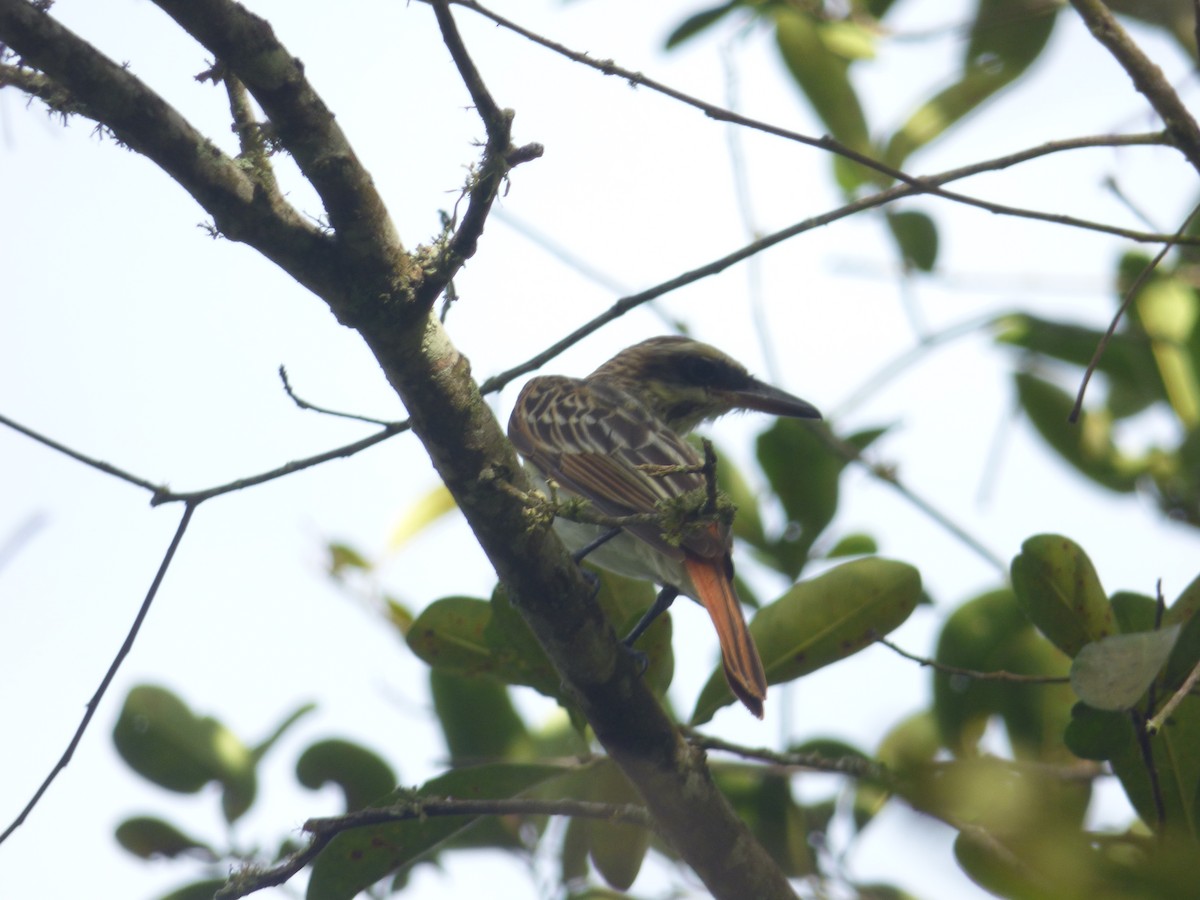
<box><xmin>507</xmin><ymin>336</ymin><xmax>822</xmax><ymax>718</ymax></box>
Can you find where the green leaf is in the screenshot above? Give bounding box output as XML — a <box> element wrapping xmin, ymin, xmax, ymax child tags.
<box><xmin>994</xmin><ymin>312</ymin><xmax>1164</xmax><ymax>419</ymax></box>
<box><xmin>773</xmin><ymin>8</ymin><xmax>875</xmax><ymax>189</ymax></box>
<box><xmin>1165</xmin><ymin>572</ymin><xmax>1200</xmax><ymax>629</ymax></box>
<box><xmin>430</xmin><ymin>670</ymin><xmax>528</xmax><ymax>764</ymax></box>
<box><xmin>819</xmin><ymin>19</ymin><xmax>876</xmax><ymax>61</ymax></box>
<box><xmin>1110</xmin><ymin>590</ymin><xmax>1159</xmax><ymax>634</ymax></box>
<box><xmin>599</xmin><ymin>569</ymin><xmax>675</xmax><ymax>699</ymax></box>
<box><xmin>306</xmin><ymin>763</ymin><xmax>573</xmax><ymax>900</ymax></box>
<box><xmin>855</xmin><ymin>712</ymin><xmax>938</xmax><ymax>833</ymax></box>
<box><xmin>327</xmin><ymin>541</ymin><xmax>371</xmax><ymax>577</ymax></box>
<box><xmin>993</xmin><ymin>627</ymin><xmax>1077</xmax><ymax>763</ymax></box>
<box><xmin>113</xmin><ymin>685</ymin><xmax>253</xmax><ymax>802</ymax></box>
<box><xmin>485</xmin><ymin>585</ymin><xmax>565</xmax><ymax>698</ymax></box>
<box><xmin>1137</xmin><ymin>270</ymin><xmax>1200</xmax><ymax>428</ymax></box>
<box><xmin>1064</xmin><ymin>702</ymin><xmax>1132</xmax><ymax>761</ymax></box>
<box><xmin>1071</xmin><ymin>626</ymin><xmax>1182</xmax><ymax>710</ymax></box>
<box><xmin>407</xmin><ymin>592</ymin><xmax>567</xmax><ymax>703</ymax></box>
<box><xmin>932</xmin><ymin>589</ymin><xmax>1028</xmax><ymax>754</ymax></box>
<box><xmin>114</xmin><ymin>816</ymin><xmax>213</xmax><ymax>860</ymax></box>
<box><xmin>691</xmin><ymin>558</ymin><xmax>920</xmax><ymax>722</ymax></box>
<box><xmin>714</xmin><ymin>767</ymin><xmax>813</xmax><ymax>877</ymax></box>
<box><xmin>251</xmin><ymin>701</ymin><xmax>317</xmax><ymax>763</ymax></box>
<box><xmin>664</xmin><ymin>0</ymin><xmax>741</xmax><ymax>49</ymax></box>
<box><xmin>756</xmin><ymin>420</ymin><xmax>884</xmax><ymax>578</ymax></box>
<box><xmin>1164</xmin><ymin>580</ymin><xmax>1200</xmax><ymax>691</ymax></box>
<box><xmin>1067</xmin><ymin>697</ymin><xmax>1200</xmax><ymax>839</ymax></box>
<box><xmin>886</xmin><ymin>210</ymin><xmax>938</xmax><ymax>272</ymax></box>
<box><xmin>825</xmin><ymin>532</ymin><xmax>877</xmax><ymax>558</ymax></box>
<box><xmin>158</xmin><ymin>880</ymin><xmax>231</xmax><ymax>900</ymax></box>
<box><xmin>296</xmin><ymin>739</ymin><xmax>397</xmax><ymax>812</ymax></box>
<box><xmin>221</xmin><ymin>765</ymin><xmax>257</xmax><ymax>825</ymax></box>
<box><xmin>931</xmin><ymin>588</ymin><xmax>1075</xmax><ymax>762</ymax></box>
<box><xmin>583</xmin><ymin>761</ymin><xmax>650</xmax><ymax>891</ymax></box>
<box><xmin>407</xmin><ymin>595</ymin><xmax>496</xmax><ymax>674</ymax></box>
<box><xmin>1119</xmin><ymin>696</ymin><xmax>1200</xmax><ymax>839</ymax></box>
<box><xmin>885</xmin><ymin>0</ymin><xmax>1057</xmax><ymax>167</ymax></box>
<box><xmin>1010</xmin><ymin>534</ymin><xmax>1116</xmax><ymax>656</ymax></box>
<box><xmin>1013</xmin><ymin>372</ymin><xmax>1142</xmax><ymax>492</ymax></box>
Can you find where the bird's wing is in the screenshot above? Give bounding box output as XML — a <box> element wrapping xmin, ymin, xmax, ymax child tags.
<box><xmin>508</xmin><ymin>376</ymin><xmax>728</xmax><ymax>560</ymax></box>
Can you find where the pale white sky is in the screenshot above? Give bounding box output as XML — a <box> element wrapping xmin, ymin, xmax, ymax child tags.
<box><xmin>2</xmin><ymin>1</ymin><xmax>1198</xmax><ymax>898</ymax></box>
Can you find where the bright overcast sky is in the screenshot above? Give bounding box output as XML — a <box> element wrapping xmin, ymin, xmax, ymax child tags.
<box><xmin>2</xmin><ymin>1</ymin><xmax>1199</xmax><ymax>898</ymax></box>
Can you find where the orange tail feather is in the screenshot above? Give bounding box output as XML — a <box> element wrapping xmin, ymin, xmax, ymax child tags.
<box><xmin>684</xmin><ymin>557</ymin><xmax>767</xmax><ymax>718</ymax></box>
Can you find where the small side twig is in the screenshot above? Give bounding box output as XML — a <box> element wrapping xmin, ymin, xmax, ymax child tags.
<box><xmin>1069</xmin><ymin>198</ymin><xmax>1200</xmax><ymax>422</ymax></box>
<box><xmin>878</xmin><ymin>637</ymin><xmax>1070</xmax><ymax>684</ymax></box>
<box><xmin>0</xmin><ymin>410</ymin><xmax>164</xmax><ymax>495</ymax></box>
<box><xmin>151</xmin><ymin>422</ymin><xmax>411</xmax><ymax>506</ymax></box>
<box><xmin>0</xmin><ymin>502</ymin><xmax>198</xmax><ymax>845</ymax></box>
<box><xmin>1069</xmin><ymin>0</ymin><xmax>1200</xmax><ymax>173</ymax></box>
<box><xmin>478</xmin><ymin>131</ymin><xmax>1178</xmax><ymax>400</ymax></box>
<box><xmin>443</xmin><ymin>0</ymin><xmax>1187</xmax><ymax>245</ymax></box>
<box><xmin>1147</xmin><ymin>658</ymin><xmax>1200</xmax><ymax>734</ymax></box>
<box><xmin>279</xmin><ymin>365</ymin><xmax>397</xmax><ymax>426</ymax></box>
<box><xmin>217</xmin><ymin>795</ymin><xmax>653</xmax><ymax>899</ymax></box>
<box><xmin>418</xmin><ymin>0</ymin><xmax>543</xmax><ymax>307</ymax></box>
<box><xmin>684</xmin><ymin>728</ymin><xmax>888</xmax><ymax>781</ymax></box>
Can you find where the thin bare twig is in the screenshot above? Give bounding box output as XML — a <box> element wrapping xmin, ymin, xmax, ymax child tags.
<box><xmin>479</xmin><ymin>131</ymin><xmax>1177</xmax><ymax>398</ymax></box>
<box><xmin>151</xmin><ymin>423</ymin><xmax>410</xmax><ymax>506</ymax></box>
<box><xmin>218</xmin><ymin>795</ymin><xmax>653</xmax><ymax>898</ymax></box>
<box><xmin>419</xmin><ymin>0</ymin><xmax>543</xmax><ymax>306</ymax></box>
<box><xmin>440</xmin><ymin>0</ymin><xmax>1184</xmax><ymax>244</ymax></box>
<box><xmin>684</xmin><ymin>728</ymin><xmax>888</xmax><ymax>781</ymax></box>
<box><xmin>278</xmin><ymin>366</ymin><xmax>397</xmax><ymax>427</ymax></box>
<box><xmin>0</xmin><ymin>411</ymin><xmax>164</xmax><ymax>494</ymax></box>
<box><xmin>0</xmin><ymin>502</ymin><xmax>197</xmax><ymax>846</ymax></box>
<box><xmin>1147</xmin><ymin>658</ymin><xmax>1200</xmax><ymax>734</ymax></box>
<box><xmin>878</xmin><ymin>637</ymin><xmax>1071</xmax><ymax>684</ymax></box>
<box><xmin>1069</xmin><ymin>198</ymin><xmax>1200</xmax><ymax>422</ymax></box>
<box><xmin>1069</xmin><ymin>0</ymin><xmax>1200</xmax><ymax>173</ymax></box>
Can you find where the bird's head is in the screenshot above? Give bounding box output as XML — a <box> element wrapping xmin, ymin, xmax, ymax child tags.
<box><xmin>589</xmin><ymin>336</ymin><xmax>822</xmax><ymax>434</ymax></box>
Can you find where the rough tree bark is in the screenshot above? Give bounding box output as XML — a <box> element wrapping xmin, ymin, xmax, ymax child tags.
<box><xmin>0</xmin><ymin>0</ymin><xmax>796</xmax><ymax>896</ymax></box>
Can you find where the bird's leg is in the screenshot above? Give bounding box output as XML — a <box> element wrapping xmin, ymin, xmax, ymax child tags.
<box><xmin>570</xmin><ymin>526</ymin><xmax>621</xmax><ymax>564</ymax></box>
<box><xmin>620</xmin><ymin>585</ymin><xmax>679</xmax><ymax>675</ymax></box>
<box><xmin>623</xmin><ymin>584</ymin><xmax>679</xmax><ymax>648</ymax></box>
<box><xmin>569</xmin><ymin>527</ymin><xmax>621</xmax><ymax>599</ymax></box>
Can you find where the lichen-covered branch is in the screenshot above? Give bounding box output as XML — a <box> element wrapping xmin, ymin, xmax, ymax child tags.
<box><xmin>1069</xmin><ymin>0</ymin><xmax>1200</xmax><ymax>174</ymax></box>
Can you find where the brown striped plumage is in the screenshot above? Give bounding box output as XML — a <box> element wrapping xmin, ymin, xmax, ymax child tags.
<box><xmin>508</xmin><ymin>336</ymin><xmax>821</xmax><ymax>718</ymax></box>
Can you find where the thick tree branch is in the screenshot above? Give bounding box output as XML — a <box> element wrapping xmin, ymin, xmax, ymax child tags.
<box><xmin>1069</xmin><ymin>0</ymin><xmax>1200</xmax><ymax>173</ymax></box>
<box><xmin>418</xmin><ymin>0</ymin><xmax>544</xmax><ymax>308</ymax></box>
<box><xmin>0</xmin><ymin>0</ymin><xmax>340</xmax><ymax>301</ymax></box>
<box><xmin>149</xmin><ymin>0</ymin><xmax>407</xmax><ymax>309</ymax></box>
<box><xmin>0</xmin><ymin>3</ymin><xmax>796</xmax><ymax>896</ymax></box>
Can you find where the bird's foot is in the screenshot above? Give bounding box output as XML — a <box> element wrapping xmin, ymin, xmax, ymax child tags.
<box><xmin>620</xmin><ymin>641</ymin><xmax>650</xmax><ymax>677</ymax></box>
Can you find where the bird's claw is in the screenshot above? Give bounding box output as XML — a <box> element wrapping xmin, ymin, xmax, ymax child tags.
<box><xmin>578</xmin><ymin>567</ymin><xmax>601</xmax><ymax>599</ymax></box>
<box><xmin>620</xmin><ymin>641</ymin><xmax>650</xmax><ymax>677</ymax></box>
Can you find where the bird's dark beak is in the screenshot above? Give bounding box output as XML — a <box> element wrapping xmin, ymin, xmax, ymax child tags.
<box><xmin>727</xmin><ymin>379</ymin><xmax>822</xmax><ymax>420</ymax></box>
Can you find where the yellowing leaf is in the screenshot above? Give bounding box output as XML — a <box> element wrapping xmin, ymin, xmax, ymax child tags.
<box><xmin>1138</xmin><ymin>276</ymin><xmax>1200</xmax><ymax>427</ymax></box>
<box><xmin>388</xmin><ymin>484</ymin><xmax>458</xmax><ymax>551</ymax></box>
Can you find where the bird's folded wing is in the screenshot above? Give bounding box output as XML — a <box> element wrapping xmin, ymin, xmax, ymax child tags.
<box><xmin>509</xmin><ymin>377</ymin><xmax>726</xmax><ymax>559</ymax></box>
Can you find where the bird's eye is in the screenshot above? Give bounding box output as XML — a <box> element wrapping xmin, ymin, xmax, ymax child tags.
<box><xmin>679</xmin><ymin>355</ymin><xmax>722</xmax><ymax>385</ymax></box>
